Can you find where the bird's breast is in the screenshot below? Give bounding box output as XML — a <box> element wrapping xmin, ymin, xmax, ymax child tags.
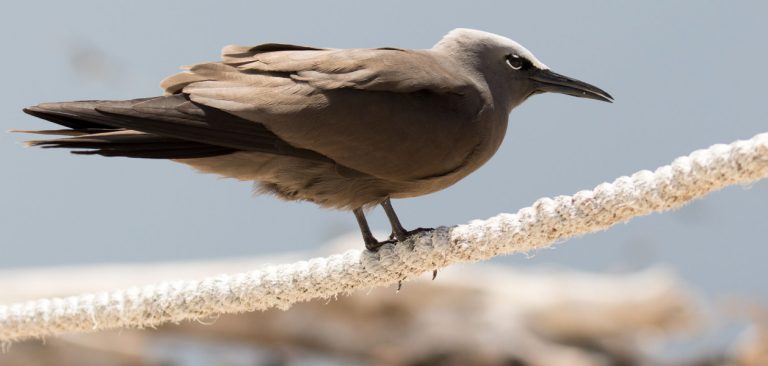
<box><xmin>391</xmin><ymin>107</ymin><xmax>509</xmax><ymax>198</ymax></box>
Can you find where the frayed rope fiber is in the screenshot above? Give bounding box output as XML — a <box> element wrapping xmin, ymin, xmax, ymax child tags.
<box><xmin>2</xmin><ymin>132</ymin><xmax>768</xmax><ymax>342</ymax></box>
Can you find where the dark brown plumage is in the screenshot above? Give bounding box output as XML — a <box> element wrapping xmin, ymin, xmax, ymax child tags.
<box><xmin>18</xmin><ymin>29</ymin><xmax>612</xmax><ymax>250</ymax></box>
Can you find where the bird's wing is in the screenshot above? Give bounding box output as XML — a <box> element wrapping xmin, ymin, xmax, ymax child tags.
<box><xmin>22</xmin><ymin>96</ymin><xmax>334</xmax><ymax>162</ymax></box>
<box><xmin>161</xmin><ymin>44</ymin><xmax>485</xmax><ymax>181</ymax></box>
<box><xmin>163</xmin><ymin>44</ymin><xmax>475</xmax><ymax>95</ymax></box>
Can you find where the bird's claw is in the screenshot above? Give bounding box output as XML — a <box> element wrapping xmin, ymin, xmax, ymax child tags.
<box><xmin>389</xmin><ymin>227</ymin><xmax>434</xmax><ymax>242</ymax></box>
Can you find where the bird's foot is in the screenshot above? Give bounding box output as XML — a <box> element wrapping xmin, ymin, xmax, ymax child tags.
<box><xmin>388</xmin><ymin>227</ymin><xmax>433</xmax><ymax>242</ymax></box>
<box><xmin>365</xmin><ymin>227</ymin><xmax>432</xmax><ymax>251</ymax></box>
<box><xmin>364</xmin><ymin>237</ymin><xmax>398</xmax><ymax>252</ymax></box>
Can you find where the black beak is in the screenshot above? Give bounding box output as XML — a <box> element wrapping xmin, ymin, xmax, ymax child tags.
<box><xmin>530</xmin><ymin>69</ymin><xmax>613</xmax><ymax>103</ymax></box>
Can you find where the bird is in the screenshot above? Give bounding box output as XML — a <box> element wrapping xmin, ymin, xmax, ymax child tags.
<box><xmin>17</xmin><ymin>28</ymin><xmax>612</xmax><ymax>251</ymax></box>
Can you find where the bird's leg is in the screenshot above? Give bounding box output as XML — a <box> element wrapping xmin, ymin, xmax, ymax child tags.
<box><xmin>354</xmin><ymin>207</ymin><xmax>386</xmax><ymax>251</ymax></box>
<box><xmin>381</xmin><ymin>198</ymin><xmax>409</xmax><ymax>241</ymax></box>
<box><xmin>380</xmin><ymin>197</ymin><xmax>432</xmax><ymax>242</ymax></box>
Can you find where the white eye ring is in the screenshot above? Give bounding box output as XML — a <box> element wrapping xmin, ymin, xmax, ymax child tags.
<box><xmin>506</xmin><ymin>55</ymin><xmax>523</xmax><ymax>70</ymax></box>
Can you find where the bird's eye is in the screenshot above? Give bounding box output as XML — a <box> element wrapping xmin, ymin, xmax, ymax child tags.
<box><xmin>506</xmin><ymin>54</ymin><xmax>524</xmax><ymax>70</ymax></box>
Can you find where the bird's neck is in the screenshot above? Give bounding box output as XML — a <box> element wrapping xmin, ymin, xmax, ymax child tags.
<box><xmin>431</xmin><ymin>46</ymin><xmax>519</xmax><ymax>115</ymax></box>
<box><xmin>430</xmin><ymin>46</ymin><xmax>515</xmax><ymax>161</ymax></box>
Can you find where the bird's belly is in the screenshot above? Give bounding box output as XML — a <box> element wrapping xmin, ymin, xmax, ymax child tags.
<box><xmin>175</xmin><ymin>152</ymin><xmax>407</xmax><ymax>210</ymax></box>
<box><xmin>390</xmin><ymin>147</ymin><xmax>491</xmax><ymax>199</ymax></box>
<box><xmin>392</xmin><ymin>117</ymin><xmax>507</xmax><ymax>199</ymax></box>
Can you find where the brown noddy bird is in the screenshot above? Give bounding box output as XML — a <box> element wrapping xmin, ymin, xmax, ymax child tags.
<box><xmin>17</xmin><ymin>29</ymin><xmax>612</xmax><ymax>251</ymax></box>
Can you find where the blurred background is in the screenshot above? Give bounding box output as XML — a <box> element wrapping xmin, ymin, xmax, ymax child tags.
<box><xmin>1</xmin><ymin>1</ymin><xmax>766</xmax><ymax>365</ymax></box>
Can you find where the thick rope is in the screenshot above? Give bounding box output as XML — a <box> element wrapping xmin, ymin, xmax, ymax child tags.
<box><xmin>1</xmin><ymin>132</ymin><xmax>767</xmax><ymax>342</ymax></box>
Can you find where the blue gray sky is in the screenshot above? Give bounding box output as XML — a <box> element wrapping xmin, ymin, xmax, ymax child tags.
<box><xmin>2</xmin><ymin>0</ymin><xmax>766</xmax><ymax>316</ymax></box>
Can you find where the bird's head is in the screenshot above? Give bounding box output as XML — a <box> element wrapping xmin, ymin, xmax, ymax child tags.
<box><xmin>435</xmin><ymin>29</ymin><xmax>613</xmax><ymax>107</ymax></box>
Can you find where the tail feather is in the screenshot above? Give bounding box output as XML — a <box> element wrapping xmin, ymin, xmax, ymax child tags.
<box><xmin>23</xmin><ymin>98</ymin><xmax>154</xmax><ymax>130</ymax></box>
<box><xmin>18</xmin><ymin>96</ymin><xmax>239</xmax><ymax>159</ymax></box>
<box><xmin>22</xmin><ymin>130</ymin><xmax>236</xmax><ymax>159</ymax></box>
<box><xmin>19</xmin><ymin>94</ymin><xmax>332</xmax><ymax>162</ymax></box>
<box><xmin>10</xmin><ymin>129</ymin><xmax>110</xmax><ymax>137</ymax></box>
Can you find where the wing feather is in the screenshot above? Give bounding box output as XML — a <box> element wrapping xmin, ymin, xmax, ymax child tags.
<box><xmin>22</xmin><ymin>95</ymin><xmax>335</xmax><ymax>163</ymax></box>
<box><xmin>158</xmin><ymin>42</ymin><xmax>484</xmax><ymax>180</ymax></box>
